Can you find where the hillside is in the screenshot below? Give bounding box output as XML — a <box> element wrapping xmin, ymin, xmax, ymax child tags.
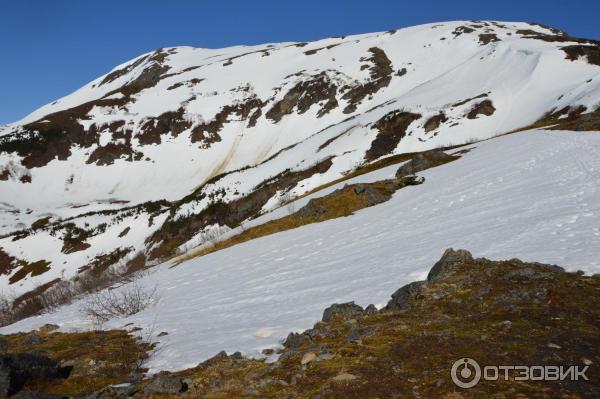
<box><xmin>2</xmin><ymin>128</ymin><xmax>599</xmax><ymax>374</ymax></box>
<box><xmin>1</xmin><ymin>20</ymin><xmax>600</xmax><ymax>303</ymax></box>
<box><xmin>1</xmin><ymin>249</ymin><xmax>598</xmax><ymax>398</ymax></box>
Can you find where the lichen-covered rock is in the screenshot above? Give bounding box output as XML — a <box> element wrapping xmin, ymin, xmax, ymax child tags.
<box><xmin>322</xmin><ymin>301</ymin><xmax>364</xmax><ymax>322</ymax></box>
<box><xmin>395</xmin><ymin>151</ymin><xmax>456</xmax><ymax>178</ymax></box>
<box><xmin>144</xmin><ymin>375</ymin><xmax>188</xmax><ymax>395</ymax></box>
<box><xmin>427</xmin><ymin>248</ymin><xmax>474</xmax><ymax>282</ymax></box>
<box><xmin>384</xmin><ymin>281</ymin><xmax>425</xmax><ymax>310</ymax></box>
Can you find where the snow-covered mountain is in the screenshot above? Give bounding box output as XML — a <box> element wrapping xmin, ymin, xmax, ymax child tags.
<box><xmin>1</xmin><ymin>20</ymin><xmax>599</xmax><ymax>299</ymax></box>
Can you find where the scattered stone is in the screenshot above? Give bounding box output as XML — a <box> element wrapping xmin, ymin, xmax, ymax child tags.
<box><xmin>547</xmin><ymin>343</ymin><xmax>562</xmax><ymax>349</ymax></box>
<box><xmin>157</xmin><ymin>331</ymin><xmax>168</xmax><ymax>337</ymax></box>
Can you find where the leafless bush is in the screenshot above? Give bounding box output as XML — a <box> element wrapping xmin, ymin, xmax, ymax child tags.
<box><xmin>200</xmin><ymin>225</ymin><xmax>228</xmax><ymax>246</ymax></box>
<box><xmin>81</xmin><ymin>281</ymin><xmax>158</xmax><ymax>324</ymax></box>
<box><xmin>0</xmin><ymin>255</ymin><xmax>153</xmax><ymax>328</ymax></box>
<box><xmin>279</xmin><ymin>191</ymin><xmax>296</xmax><ymax>215</ymax></box>
<box><xmin>0</xmin><ymin>292</ymin><xmax>15</xmax><ymax>326</ymax></box>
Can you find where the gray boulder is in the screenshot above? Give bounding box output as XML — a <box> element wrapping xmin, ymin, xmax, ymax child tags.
<box><xmin>396</xmin><ymin>151</ymin><xmax>455</xmax><ymax>178</ymax></box>
<box><xmin>144</xmin><ymin>375</ymin><xmax>188</xmax><ymax>395</ymax></box>
<box><xmin>427</xmin><ymin>248</ymin><xmax>474</xmax><ymax>282</ymax></box>
<box><xmin>385</xmin><ymin>281</ymin><xmax>425</xmax><ymax>310</ymax></box>
<box><xmin>322</xmin><ymin>302</ymin><xmax>364</xmax><ymax>322</ymax></box>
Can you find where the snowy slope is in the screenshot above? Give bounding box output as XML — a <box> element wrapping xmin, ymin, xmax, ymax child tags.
<box><xmin>3</xmin><ymin>129</ymin><xmax>599</xmax><ymax>372</ymax></box>
<box><xmin>1</xmin><ymin>20</ymin><xmax>599</xmax><ymax>297</ymax></box>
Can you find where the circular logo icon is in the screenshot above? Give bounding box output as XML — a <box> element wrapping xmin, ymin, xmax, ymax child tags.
<box><xmin>451</xmin><ymin>358</ymin><xmax>481</xmax><ymax>388</ymax></box>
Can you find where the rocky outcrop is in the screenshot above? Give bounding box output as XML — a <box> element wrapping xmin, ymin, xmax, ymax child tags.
<box><xmin>365</xmin><ymin>111</ymin><xmax>421</xmax><ymax>161</ymax></box>
<box><xmin>395</xmin><ymin>150</ymin><xmax>457</xmax><ymax>178</ymax></box>
<box><xmin>0</xmin><ymin>352</ymin><xmax>71</xmax><ymax>397</ymax></box>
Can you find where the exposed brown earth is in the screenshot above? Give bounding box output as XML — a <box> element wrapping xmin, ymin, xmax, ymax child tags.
<box><xmin>266</xmin><ymin>73</ymin><xmax>339</xmax><ymax>122</ymax></box>
<box><xmin>466</xmin><ymin>100</ymin><xmax>496</xmax><ymax>119</ymax></box>
<box><xmin>423</xmin><ymin>112</ymin><xmax>448</xmax><ymax>132</ymax></box>
<box><xmin>364</xmin><ymin>110</ymin><xmax>421</xmax><ymax>161</ymax></box>
<box><xmin>341</xmin><ymin>47</ymin><xmax>394</xmax><ymax>114</ymax></box>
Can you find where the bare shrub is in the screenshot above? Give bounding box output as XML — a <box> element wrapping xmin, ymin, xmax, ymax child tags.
<box><xmin>279</xmin><ymin>191</ymin><xmax>296</xmax><ymax>215</ymax></box>
<box><xmin>81</xmin><ymin>281</ymin><xmax>158</xmax><ymax>324</ymax></box>
<box><xmin>0</xmin><ymin>253</ymin><xmax>153</xmax><ymax>328</ymax></box>
<box><xmin>0</xmin><ymin>292</ymin><xmax>15</xmax><ymax>326</ymax></box>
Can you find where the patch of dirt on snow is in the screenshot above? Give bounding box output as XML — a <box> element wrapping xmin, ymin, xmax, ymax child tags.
<box><xmin>364</xmin><ymin>110</ymin><xmax>421</xmax><ymax>161</ymax></box>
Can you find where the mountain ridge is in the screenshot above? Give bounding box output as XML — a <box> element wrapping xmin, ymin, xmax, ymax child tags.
<box><xmin>1</xmin><ymin>19</ymin><xmax>599</xmax><ymax>300</ymax></box>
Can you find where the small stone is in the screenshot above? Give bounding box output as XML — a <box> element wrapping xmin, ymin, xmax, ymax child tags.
<box><xmin>547</xmin><ymin>343</ymin><xmax>561</xmax><ymax>349</ymax></box>
<box><xmin>301</xmin><ymin>352</ymin><xmax>317</xmax><ymax>365</ymax></box>
<box><xmin>157</xmin><ymin>331</ymin><xmax>168</xmax><ymax>337</ymax></box>
<box><xmin>261</xmin><ymin>348</ymin><xmax>275</xmax><ymax>356</ymax></box>
<box><xmin>331</xmin><ymin>373</ymin><xmax>357</xmax><ymax>383</ymax></box>
<box><xmin>582</xmin><ymin>358</ymin><xmax>593</xmax><ymax>366</ymax></box>
<box><xmin>316</xmin><ymin>352</ymin><xmax>335</xmax><ymax>361</ymax></box>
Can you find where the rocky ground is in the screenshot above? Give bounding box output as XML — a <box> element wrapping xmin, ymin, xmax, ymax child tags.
<box><xmin>1</xmin><ymin>249</ymin><xmax>599</xmax><ymax>398</ymax></box>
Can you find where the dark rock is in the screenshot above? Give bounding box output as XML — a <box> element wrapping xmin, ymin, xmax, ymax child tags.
<box><xmin>0</xmin><ymin>352</ymin><xmax>70</xmax><ymax>397</ymax></box>
<box><xmin>297</xmin><ymin>200</ymin><xmax>328</xmax><ymax>218</ymax></box>
<box><xmin>283</xmin><ymin>332</ymin><xmax>311</xmax><ymax>349</ymax></box>
<box><xmin>466</xmin><ymin>100</ymin><xmax>496</xmax><ymax>119</ymax></box>
<box><xmin>144</xmin><ymin>375</ymin><xmax>188</xmax><ymax>395</ymax></box>
<box><xmin>346</xmin><ymin>326</ymin><xmax>374</xmax><ymax>343</ymax></box>
<box><xmin>322</xmin><ymin>301</ymin><xmax>364</xmax><ymax>322</ymax></box>
<box><xmin>397</xmin><ymin>175</ymin><xmax>425</xmax><ymax>186</ymax></box>
<box><xmin>385</xmin><ymin>281</ymin><xmax>426</xmax><ymax>310</ymax></box>
<box><xmin>395</xmin><ymin>151</ymin><xmax>455</xmax><ymax>178</ymax></box>
<box><xmin>1</xmin><ymin>363</ymin><xmax>9</xmax><ymax>398</ymax></box>
<box><xmin>0</xmin><ymin>337</ymin><xmax>7</xmax><ymax>353</ymax></box>
<box><xmin>427</xmin><ymin>248</ymin><xmax>474</xmax><ymax>282</ymax></box>
<box><xmin>352</xmin><ymin>184</ymin><xmax>391</xmax><ymax>205</ymax></box>
<box><xmin>364</xmin><ymin>304</ymin><xmax>377</xmax><ymax>315</ymax></box>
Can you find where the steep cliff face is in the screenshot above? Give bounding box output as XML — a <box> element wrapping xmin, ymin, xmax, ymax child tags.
<box><xmin>1</xmin><ymin>20</ymin><xmax>599</xmax><ymax>297</ymax></box>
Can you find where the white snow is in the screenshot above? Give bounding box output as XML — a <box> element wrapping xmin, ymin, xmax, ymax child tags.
<box><xmin>3</xmin><ymin>129</ymin><xmax>599</xmax><ymax>372</ymax></box>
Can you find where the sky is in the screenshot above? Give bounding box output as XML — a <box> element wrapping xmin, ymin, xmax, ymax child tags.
<box><xmin>1</xmin><ymin>0</ymin><xmax>599</xmax><ymax>124</ymax></box>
